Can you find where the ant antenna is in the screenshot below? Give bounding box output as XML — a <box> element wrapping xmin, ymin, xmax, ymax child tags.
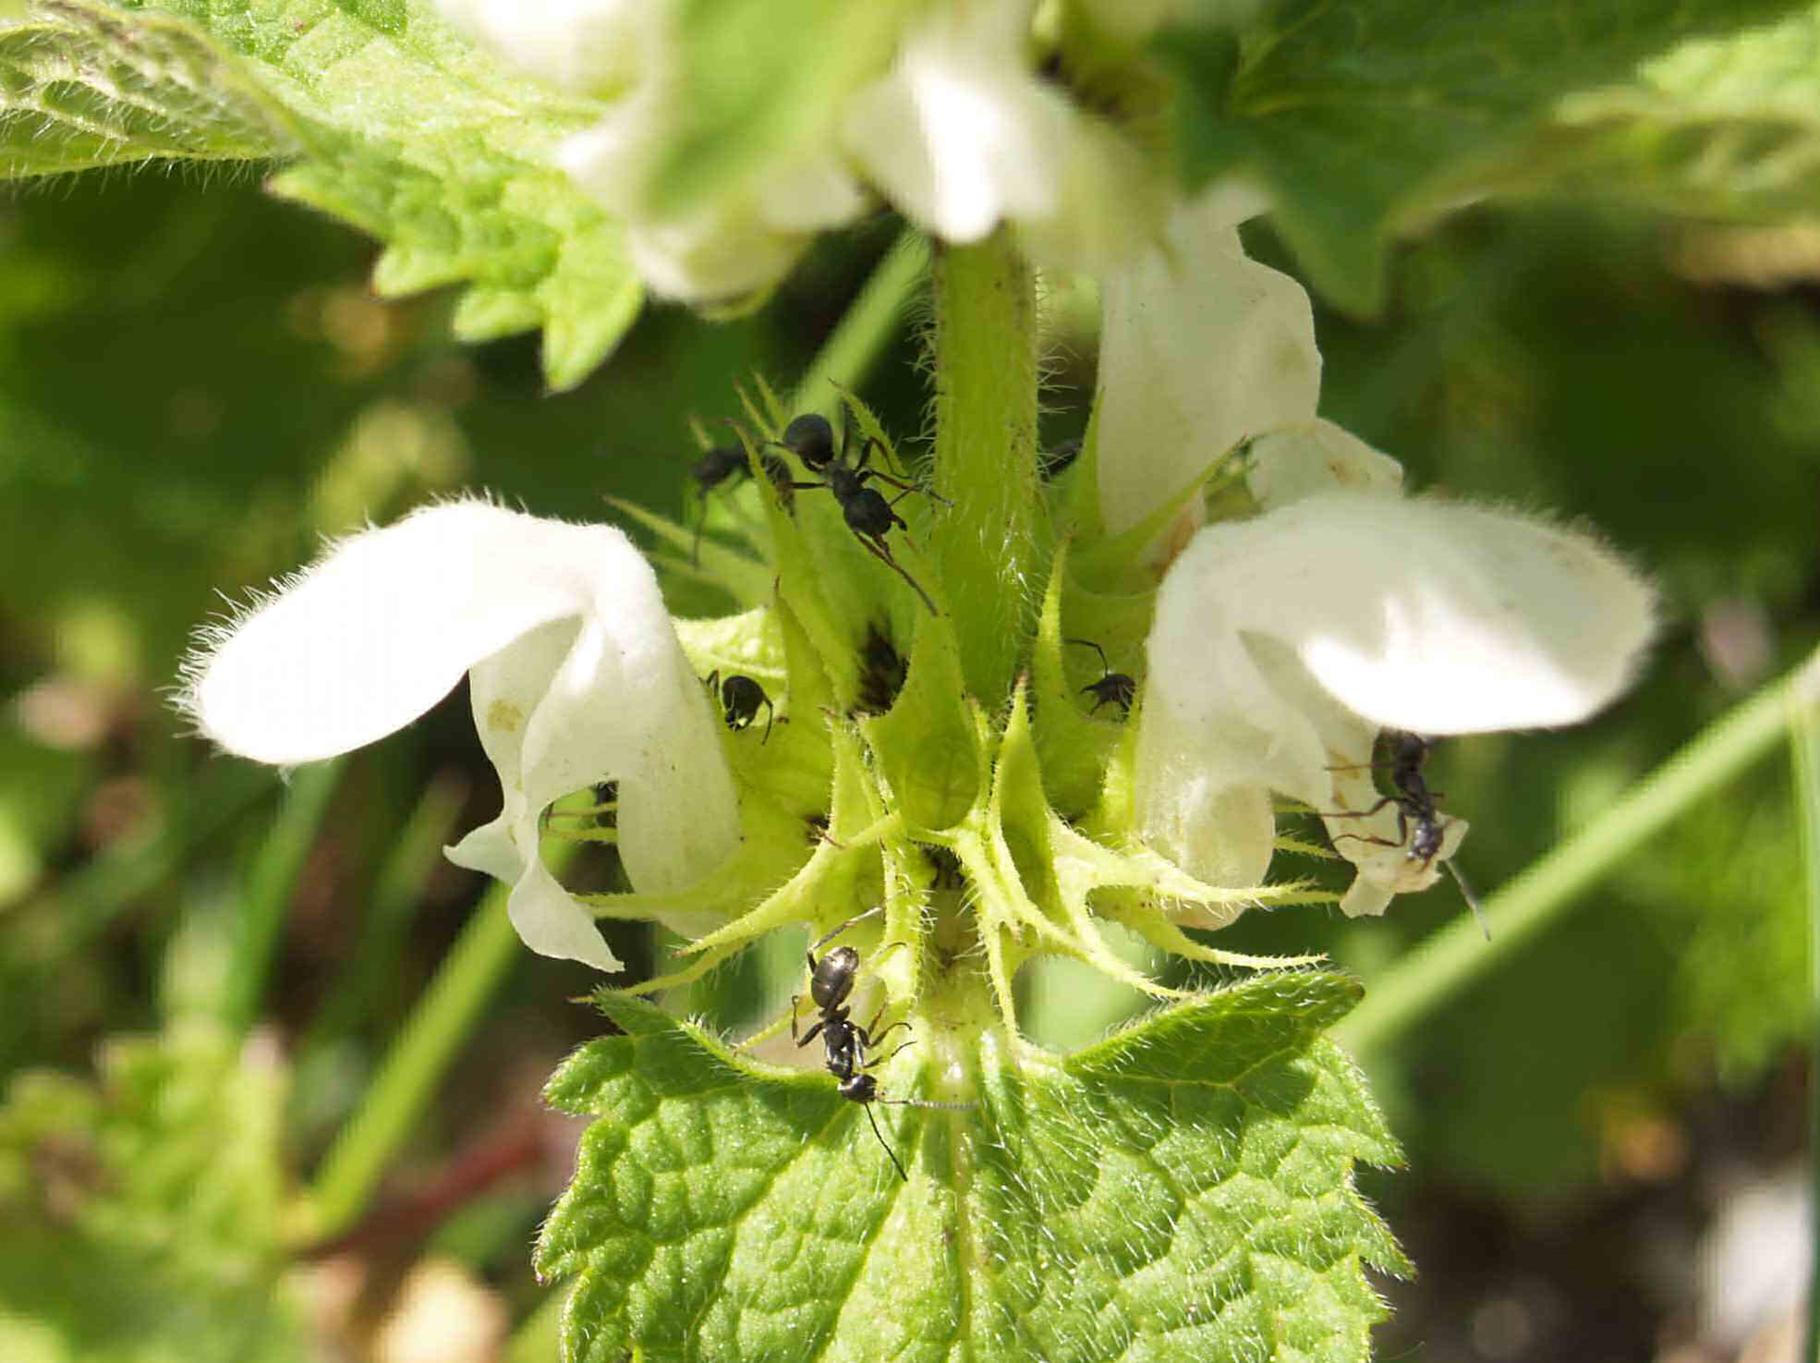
<box><xmin>1065</xmin><ymin>637</ymin><xmax>1111</xmax><ymax>671</ymax></box>
<box><xmin>863</xmin><ymin>1102</ymin><xmax>907</xmax><ymax>1182</ymax></box>
<box><xmin>1443</xmin><ymin>859</ymin><xmax>1491</xmax><ymax>941</ymax></box>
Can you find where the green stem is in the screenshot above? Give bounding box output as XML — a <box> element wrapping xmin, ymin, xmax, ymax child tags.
<box><xmin>294</xmin><ymin>775</ymin><xmax>467</xmax><ymax>1073</ymax></box>
<box><xmin>297</xmin><ymin>880</ymin><xmax>523</xmax><ymax>1244</ymax></box>
<box><xmin>1338</xmin><ymin>650</ymin><xmax>1820</xmax><ymax>1055</ymax></box>
<box><xmin>1790</xmin><ymin>667</ymin><xmax>1820</xmax><ymax>1363</ymax></box>
<box><xmin>929</xmin><ymin>230</ymin><xmax>1040</xmax><ymax>700</ymax></box>
<box><xmin>223</xmin><ymin>759</ymin><xmax>342</xmax><ymax>1035</ymax></box>
<box><xmin>792</xmin><ymin>229</ymin><xmax>929</xmax><ymax>416</ymax></box>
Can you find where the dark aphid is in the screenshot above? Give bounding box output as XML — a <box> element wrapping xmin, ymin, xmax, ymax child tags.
<box><xmin>686</xmin><ymin>439</ymin><xmax>794</xmax><ymax>563</ymax></box>
<box><xmin>791</xmin><ymin>907</ymin><xmax>966</xmax><ymax>1181</ymax></box>
<box><xmin>688</xmin><ymin>442</ymin><xmax>749</xmax><ymax>494</ymax></box>
<box><xmin>1066</xmin><ymin>637</ymin><xmax>1136</xmax><ymax>716</ymax></box>
<box><xmin>704</xmin><ymin>669</ymin><xmax>776</xmax><ymax>743</ymax></box>
<box><xmin>1040</xmin><ymin>437</ymin><xmax>1083</xmax><ymax>480</ymax></box>
<box><xmin>771</xmin><ymin>414</ymin><xmax>944</xmax><ymax>613</ymax></box>
<box><xmin>1326</xmin><ymin>730</ymin><xmax>1489</xmax><ymax>938</ymax></box>
<box><xmin>854</xmin><ymin>626</ymin><xmax>908</xmax><ymax>716</ymax></box>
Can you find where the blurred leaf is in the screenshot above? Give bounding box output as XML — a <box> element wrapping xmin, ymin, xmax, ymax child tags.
<box><xmin>1162</xmin><ymin>0</ymin><xmax>1807</xmax><ymax>312</ymax></box>
<box><xmin>0</xmin><ymin>1024</ymin><xmax>306</xmax><ymax>1362</ymax></box>
<box><xmin>538</xmin><ymin>976</ymin><xmax>1405</xmax><ymax>1363</ymax></box>
<box><xmin>0</xmin><ymin>0</ymin><xmax>296</xmax><ymax>176</ymax></box>
<box><xmin>16</xmin><ymin>0</ymin><xmax>644</xmax><ymax>388</ymax></box>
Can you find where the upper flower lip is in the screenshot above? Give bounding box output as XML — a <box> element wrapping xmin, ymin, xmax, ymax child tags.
<box><xmin>1136</xmin><ymin>487</ymin><xmax>1656</xmax><ymax>903</ymax></box>
<box><xmin>179</xmin><ymin>497</ymin><xmax>742</xmax><ymax>970</ymax></box>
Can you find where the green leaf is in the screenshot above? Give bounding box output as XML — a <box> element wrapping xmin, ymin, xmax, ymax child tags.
<box><xmin>0</xmin><ymin>0</ymin><xmax>297</xmax><ymax>176</ymax></box>
<box><xmin>23</xmin><ymin>0</ymin><xmax>644</xmax><ymax>388</ymax></box>
<box><xmin>0</xmin><ymin>1025</ymin><xmax>306</xmax><ymax>1363</ymax></box>
<box><xmin>1162</xmin><ymin>0</ymin><xmax>1807</xmax><ymax>312</ymax></box>
<box><xmin>539</xmin><ymin>974</ymin><xmax>1405</xmax><ymax>1363</ymax></box>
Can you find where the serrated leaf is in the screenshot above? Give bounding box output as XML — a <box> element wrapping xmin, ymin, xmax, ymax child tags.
<box><xmin>0</xmin><ymin>0</ymin><xmax>297</xmax><ymax>176</ymax></box>
<box><xmin>26</xmin><ymin>0</ymin><xmax>646</xmax><ymax>389</ymax></box>
<box><xmin>1162</xmin><ymin>0</ymin><xmax>1807</xmax><ymax>311</ymax></box>
<box><xmin>539</xmin><ymin>973</ymin><xmax>1404</xmax><ymax>1363</ymax></box>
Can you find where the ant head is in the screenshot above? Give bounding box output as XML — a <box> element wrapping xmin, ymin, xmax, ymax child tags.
<box><xmin>811</xmin><ymin>944</ymin><xmax>860</xmax><ymax>1009</ymax></box>
<box><xmin>840</xmin><ymin>1072</ymin><xmax>878</xmax><ymax>1103</ymax></box>
<box><xmin>779</xmin><ymin>413</ymin><xmax>835</xmax><ymax>470</ymax></box>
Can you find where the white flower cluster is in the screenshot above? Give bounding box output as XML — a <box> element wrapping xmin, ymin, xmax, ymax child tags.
<box><xmin>179</xmin><ymin>187</ymin><xmax>1655</xmax><ymax>968</ymax></box>
<box><xmin>437</xmin><ymin>0</ymin><xmax>1176</xmax><ymax>300</ymax></box>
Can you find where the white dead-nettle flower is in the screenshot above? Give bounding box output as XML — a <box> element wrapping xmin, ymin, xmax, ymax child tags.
<box><xmin>180</xmin><ymin>500</ymin><xmax>741</xmax><ymax>971</ymax></box>
<box><xmin>437</xmin><ymin>0</ymin><xmax>1169</xmax><ymax>297</ymax></box>
<box><xmin>435</xmin><ymin>0</ymin><xmax>661</xmax><ymax>97</ymax></box>
<box><xmin>842</xmin><ymin>0</ymin><xmax>1071</xmax><ymax>244</ymax></box>
<box><xmin>560</xmin><ymin>112</ymin><xmax>868</xmax><ymax>301</ymax></box>
<box><xmin>1093</xmin><ymin>186</ymin><xmax>1320</xmax><ymax>538</ymax></box>
<box><xmin>1136</xmin><ymin>480</ymin><xmax>1656</xmax><ymax>915</ymax></box>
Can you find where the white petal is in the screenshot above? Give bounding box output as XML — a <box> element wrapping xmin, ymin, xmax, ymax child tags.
<box><xmin>1158</xmin><ymin>492</ymin><xmax>1656</xmax><ymax>736</ymax></box>
<box><xmin>1246</xmin><ymin>420</ymin><xmax>1404</xmax><ymax>509</ymax></box>
<box><xmin>185</xmin><ymin>499</ymin><xmax>741</xmax><ymax>970</ymax></box>
<box><xmin>434</xmin><ymin>0</ymin><xmax>662</xmax><ymax>95</ymax></box>
<box><xmin>1095</xmin><ymin>193</ymin><xmax>1321</xmax><ymax>535</ymax></box>
<box><xmin>843</xmin><ymin>0</ymin><xmax>1065</xmax><ymax>243</ymax></box>
<box><xmin>561</xmin><ymin>124</ymin><xmax>823</xmax><ymax>302</ymax></box>
<box><xmin>1139</xmin><ymin>491</ymin><xmax>1654</xmax><ymax>888</ymax></box>
<box><xmin>187</xmin><ymin>501</ymin><xmax>614</xmax><ymax>765</ymax></box>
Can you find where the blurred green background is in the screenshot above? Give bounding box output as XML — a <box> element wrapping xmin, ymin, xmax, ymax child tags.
<box><xmin>1</xmin><ymin>170</ymin><xmax>1813</xmax><ymax>1362</ymax></box>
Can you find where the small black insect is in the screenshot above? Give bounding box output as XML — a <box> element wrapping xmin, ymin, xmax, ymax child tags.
<box><xmin>792</xmin><ymin>909</ymin><xmax>918</xmax><ymax>1178</ymax></box>
<box><xmin>1040</xmin><ymin>437</ymin><xmax>1083</xmax><ymax>480</ymax></box>
<box><xmin>771</xmin><ymin>414</ymin><xmax>944</xmax><ymax>614</ymax></box>
<box><xmin>704</xmin><ymin>669</ymin><xmax>776</xmax><ymax>742</ymax></box>
<box><xmin>685</xmin><ymin>440</ymin><xmax>793</xmax><ymax>562</ymax></box>
<box><xmin>1326</xmin><ymin>730</ymin><xmax>1488</xmax><ymax>937</ymax></box>
<box><xmin>854</xmin><ymin>625</ymin><xmax>908</xmax><ymax>716</ymax></box>
<box><xmin>1066</xmin><ymin>638</ymin><xmax>1136</xmax><ymax>716</ymax></box>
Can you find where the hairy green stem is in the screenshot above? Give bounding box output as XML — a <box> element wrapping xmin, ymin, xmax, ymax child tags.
<box><xmin>792</xmin><ymin>229</ymin><xmax>929</xmax><ymax>416</ymax></box>
<box><xmin>297</xmin><ymin>880</ymin><xmax>523</xmax><ymax>1244</ymax></box>
<box><xmin>1338</xmin><ymin>650</ymin><xmax>1820</xmax><ymax>1055</ymax></box>
<box><xmin>223</xmin><ymin>759</ymin><xmax>342</xmax><ymax>1035</ymax></box>
<box><xmin>1790</xmin><ymin>670</ymin><xmax>1820</xmax><ymax>1363</ymax></box>
<box><xmin>929</xmin><ymin>230</ymin><xmax>1040</xmax><ymax>700</ymax></box>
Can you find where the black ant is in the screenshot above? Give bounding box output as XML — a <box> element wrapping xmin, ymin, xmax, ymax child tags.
<box><xmin>1066</xmin><ymin>638</ymin><xmax>1136</xmax><ymax>716</ymax></box>
<box><xmin>704</xmin><ymin>670</ymin><xmax>776</xmax><ymax>742</ymax></box>
<box><xmin>791</xmin><ymin>907</ymin><xmax>962</xmax><ymax>1181</ymax></box>
<box><xmin>771</xmin><ymin>413</ymin><xmax>944</xmax><ymax>614</ymax></box>
<box><xmin>1326</xmin><ymin>730</ymin><xmax>1488</xmax><ymax>938</ymax></box>
<box><xmin>685</xmin><ymin>440</ymin><xmax>793</xmax><ymax>562</ymax></box>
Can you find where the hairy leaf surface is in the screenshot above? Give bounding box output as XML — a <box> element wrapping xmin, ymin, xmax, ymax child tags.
<box><xmin>539</xmin><ymin>973</ymin><xmax>1405</xmax><ymax>1363</ymax></box>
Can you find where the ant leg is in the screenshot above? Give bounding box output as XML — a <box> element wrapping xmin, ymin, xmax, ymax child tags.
<box><xmin>760</xmin><ymin>696</ymin><xmax>774</xmax><ymax>745</ymax></box>
<box><xmin>784</xmin><ymin>479</ymin><xmax>828</xmax><ymax>493</ymax></box>
<box><xmin>796</xmin><ymin>1018</ymin><xmax>825</xmax><ymax>1050</ymax></box>
<box><xmin>1318</xmin><ymin>796</ymin><xmax>1396</xmax><ymax>820</ymax></box>
<box><xmin>854</xmin><ymin>534</ymin><xmax>937</xmax><ymax>614</ymax></box>
<box><xmin>1082</xmin><ymin>687</ymin><xmax>1107</xmax><ymax>713</ymax></box>
<box><xmin>807</xmin><ymin>905</ymin><xmax>886</xmax><ymax>959</ymax></box>
<box><xmin>862</xmin><ymin>1018</ymin><xmax>912</xmax><ymax>1049</ymax></box>
<box><xmin>1330</xmin><ymin>832</ymin><xmax>1401</xmax><ymax>849</ymax></box>
<box><xmin>861</xmin><ymin>1038</ymin><xmax>919</xmax><ymax>1070</ymax></box>
<box><xmin>863</xmin><ymin>1101</ymin><xmax>907</xmax><ymax>1182</ymax></box>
